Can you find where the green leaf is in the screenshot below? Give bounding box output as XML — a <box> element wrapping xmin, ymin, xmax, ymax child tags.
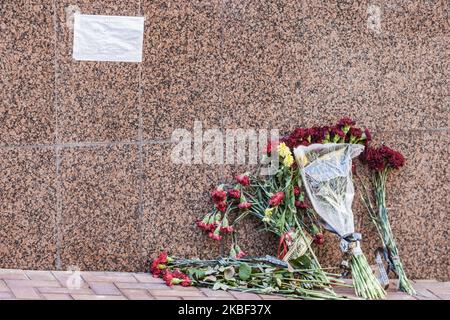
<box><xmin>205</xmin><ymin>266</ymin><xmax>216</xmax><ymax>275</ymax></box>
<box><xmin>238</xmin><ymin>262</ymin><xmax>252</xmax><ymax>281</ymax></box>
<box><xmin>212</xmin><ymin>282</ymin><xmax>229</xmax><ymax>291</ymax></box>
<box><xmin>223</xmin><ymin>266</ymin><xmax>235</xmax><ymax>280</ymax></box>
<box><xmin>187</xmin><ymin>268</ymin><xmax>206</xmax><ymax>279</ymax></box>
<box><xmin>203</xmin><ymin>275</ymin><xmax>217</xmax><ymax>282</ymax></box>
<box><xmin>289</xmin><ymin>255</ymin><xmax>313</xmax><ymax>269</ymax></box>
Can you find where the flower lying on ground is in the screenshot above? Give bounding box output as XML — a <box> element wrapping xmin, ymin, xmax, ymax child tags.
<box><xmin>151</xmin><ymin>252</ymin><xmax>192</xmax><ymax>287</ymax></box>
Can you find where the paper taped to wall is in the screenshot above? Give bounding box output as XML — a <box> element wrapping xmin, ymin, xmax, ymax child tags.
<box><xmin>73</xmin><ymin>14</ymin><xmax>144</xmax><ymax>62</ymax></box>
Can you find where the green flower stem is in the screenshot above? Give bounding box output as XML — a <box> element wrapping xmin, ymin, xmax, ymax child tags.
<box><xmin>359</xmin><ymin>170</ymin><xmax>415</xmax><ymax>296</ymax></box>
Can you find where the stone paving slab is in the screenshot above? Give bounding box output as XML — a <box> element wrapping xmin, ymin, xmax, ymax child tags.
<box><xmin>0</xmin><ymin>269</ymin><xmax>447</xmax><ymax>300</ymax></box>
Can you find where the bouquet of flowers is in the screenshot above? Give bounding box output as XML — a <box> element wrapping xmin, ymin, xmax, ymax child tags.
<box><xmin>195</xmin><ymin>118</ymin><xmax>391</xmax><ymax>299</ymax></box>
<box><xmin>198</xmin><ymin>149</ymin><xmax>335</xmax><ymax>292</ymax></box>
<box><xmin>359</xmin><ymin>145</ymin><xmax>415</xmax><ymax>295</ymax></box>
<box><xmin>150</xmin><ymin>252</ymin><xmax>351</xmax><ymax>300</ymax></box>
<box><xmin>294</xmin><ymin>143</ymin><xmax>386</xmax><ymax>299</ymax></box>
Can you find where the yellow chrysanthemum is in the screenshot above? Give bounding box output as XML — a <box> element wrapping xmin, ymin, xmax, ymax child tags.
<box><xmin>263</xmin><ymin>208</ymin><xmax>274</xmax><ymax>222</ymax></box>
<box><xmin>283</xmin><ymin>153</ymin><xmax>294</xmax><ymax>168</ymax></box>
<box><xmin>264</xmin><ymin>207</ymin><xmax>274</xmax><ymax>217</ymax></box>
<box><xmin>277</xmin><ymin>142</ymin><xmax>291</xmax><ymax>158</ymax></box>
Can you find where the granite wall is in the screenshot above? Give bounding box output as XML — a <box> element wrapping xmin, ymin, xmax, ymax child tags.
<box><xmin>0</xmin><ymin>1</ymin><xmax>448</xmax><ymax>279</ymax></box>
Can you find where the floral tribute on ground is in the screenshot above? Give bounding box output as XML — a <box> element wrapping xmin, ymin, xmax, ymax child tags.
<box><xmin>150</xmin><ymin>118</ymin><xmax>412</xmax><ymax>300</ymax></box>
<box><xmin>359</xmin><ymin>145</ymin><xmax>415</xmax><ymax>295</ymax></box>
<box><xmin>151</xmin><ymin>252</ymin><xmax>350</xmax><ymax>299</ymax></box>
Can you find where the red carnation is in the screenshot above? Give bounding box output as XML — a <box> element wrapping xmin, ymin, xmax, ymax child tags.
<box><xmin>286</xmin><ymin>136</ymin><xmax>299</xmax><ymax>148</ymax></box>
<box><xmin>211</xmin><ymin>189</ymin><xmax>227</xmax><ymax>203</ymax></box>
<box><xmin>263</xmin><ymin>140</ymin><xmax>279</xmax><ymax>154</ymax></box>
<box><xmin>269</xmin><ymin>191</ymin><xmax>285</xmax><ymax>207</ymax></box>
<box><xmin>338</xmin><ymin>117</ymin><xmax>356</xmax><ymax>128</ymax></box>
<box><xmin>330</xmin><ymin>126</ymin><xmax>345</xmax><ymax>138</ymax></box>
<box><xmin>234</xmin><ymin>245</ymin><xmax>246</xmax><ymax>259</ymax></box>
<box><xmin>220</xmin><ymin>225</ymin><xmax>234</xmax><ymax>233</ymax></box>
<box><xmin>238</xmin><ymin>202</ymin><xmax>252</xmax><ymax>210</ymax></box>
<box><xmin>295</xmin><ymin>200</ymin><xmax>309</xmax><ymax>209</ymax></box>
<box><xmin>236</xmin><ymin>174</ymin><xmax>250</xmax><ymax>186</ymax></box>
<box><xmin>313</xmin><ymin>233</ymin><xmax>325</xmax><ymax>245</ymax></box>
<box><xmin>208</xmin><ymin>232</ymin><xmax>222</xmax><ymax>241</ymax></box>
<box><xmin>156</xmin><ymin>252</ymin><xmax>168</xmax><ymax>264</ymax></box>
<box><xmin>300</xmin><ymin>140</ymin><xmax>310</xmax><ymax>146</ymax></box>
<box><xmin>292</xmin><ymin>128</ymin><xmax>307</xmax><ymax>139</ymax></box>
<box><xmin>360</xmin><ymin>147</ymin><xmax>385</xmax><ymax>171</ymax></box>
<box><xmin>349</xmin><ymin>127</ymin><xmax>362</xmax><ymax>138</ymax></box>
<box><xmin>208</xmin><ymin>226</ymin><xmax>222</xmax><ymax>241</ymax></box>
<box><xmin>228</xmin><ymin>189</ymin><xmax>240</xmax><ymax>199</ymax></box>
<box><xmin>293</xmin><ymin>186</ymin><xmax>300</xmax><ymax>196</ymax></box>
<box><xmin>310</xmin><ymin>126</ymin><xmax>327</xmax><ymax>143</ymax></box>
<box><xmin>181</xmin><ymin>278</ymin><xmax>192</xmax><ymax>287</ymax></box>
<box><xmin>215</xmin><ymin>201</ymin><xmax>227</xmax><ymax>212</ymax></box>
<box><xmin>364</xmin><ymin>128</ymin><xmax>372</xmax><ymax>145</ymax></box>
<box><xmin>163</xmin><ymin>270</ymin><xmax>174</xmax><ymax>285</ymax></box>
<box><xmin>380</xmin><ymin>145</ymin><xmax>405</xmax><ymax>169</ymax></box>
<box><xmin>196</xmin><ymin>220</ymin><xmax>207</xmax><ymax>230</ymax></box>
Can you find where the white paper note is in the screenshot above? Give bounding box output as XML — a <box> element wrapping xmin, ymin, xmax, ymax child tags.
<box><xmin>73</xmin><ymin>14</ymin><xmax>144</xmax><ymax>62</ymax></box>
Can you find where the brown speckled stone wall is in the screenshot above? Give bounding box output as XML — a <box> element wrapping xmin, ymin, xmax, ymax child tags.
<box><xmin>0</xmin><ymin>1</ymin><xmax>448</xmax><ymax>279</ymax></box>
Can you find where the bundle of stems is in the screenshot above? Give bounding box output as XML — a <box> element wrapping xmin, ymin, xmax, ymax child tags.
<box><xmin>234</xmin><ymin>167</ymin><xmax>331</xmax><ymax>286</ymax></box>
<box><xmin>295</xmin><ymin>143</ymin><xmax>386</xmax><ymax>299</ymax></box>
<box><xmin>360</xmin><ymin>172</ymin><xmax>416</xmax><ymax>295</ymax></box>
<box><xmin>350</xmin><ymin>252</ymin><xmax>386</xmax><ymax>299</ymax></box>
<box><xmin>168</xmin><ymin>256</ymin><xmax>351</xmax><ymax>300</ymax></box>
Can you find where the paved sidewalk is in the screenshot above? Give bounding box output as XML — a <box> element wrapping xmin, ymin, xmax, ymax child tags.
<box><xmin>0</xmin><ymin>269</ymin><xmax>447</xmax><ymax>300</ymax></box>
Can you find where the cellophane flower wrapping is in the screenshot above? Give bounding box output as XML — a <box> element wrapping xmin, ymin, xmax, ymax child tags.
<box><xmin>294</xmin><ymin>143</ymin><xmax>386</xmax><ymax>299</ymax></box>
<box><xmin>293</xmin><ymin>143</ymin><xmax>363</xmax><ymax>240</ymax></box>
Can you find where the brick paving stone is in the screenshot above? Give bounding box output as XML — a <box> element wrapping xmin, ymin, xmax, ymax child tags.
<box><xmin>199</xmin><ymin>288</ymin><xmax>235</xmax><ymax>298</ymax></box>
<box><xmin>88</xmin><ymin>282</ymin><xmax>122</xmax><ymax>295</ymax></box>
<box><xmin>0</xmin><ymin>268</ymin><xmax>447</xmax><ymax>300</ymax></box>
<box><xmin>5</xmin><ymin>279</ymin><xmax>61</xmax><ymax>288</ymax></box>
<box><xmin>155</xmin><ymin>296</ymin><xmax>182</xmax><ymax>300</ymax></box>
<box><xmin>81</xmin><ymin>272</ymin><xmax>137</xmax><ymax>283</ymax></box>
<box><xmin>26</xmin><ymin>270</ymin><xmax>56</xmax><ymax>281</ymax></box>
<box><xmin>52</xmin><ymin>271</ymin><xmax>91</xmax><ymax>289</ymax></box>
<box><xmin>184</xmin><ymin>296</ymin><xmax>236</xmax><ymax>300</ymax></box>
<box><xmin>0</xmin><ymin>291</ymin><xmax>15</xmax><ymax>299</ymax></box>
<box><xmin>71</xmin><ymin>294</ymin><xmax>127</xmax><ymax>300</ymax></box>
<box><xmin>0</xmin><ymin>280</ymin><xmax>9</xmax><ymax>292</ymax></box>
<box><xmin>414</xmin><ymin>290</ymin><xmax>440</xmax><ymax>300</ymax></box>
<box><xmin>258</xmin><ymin>294</ymin><xmax>288</xmax><ymax>300</ymax></box>
<box><xmin>229</xmin><ymin>291</ymin><xmax>262</xmax><ymax>300</ymax></box>
<box><xmin>413</xmin><ymin>279</ymin><xmax>439</xmax><ymax>283</ymax></box>
<box><xmin>9</xmin><ymin>286</ymin><xmax>42</xmax><ymax>299</ymax></box>
<box><xmin>120</xmin><ymin>289</ymin><xmax>154</xmax><ymax>300</ymax></box>
<box><xmin>41</xmin><ymin>293</ymin><xmax>73</xmax><ymax>300</ymax></box>
<box><xmin>115</xmin><ymin>282</ymin><xmax>170</xmax><ymax>290</ymax></box>
<box><xmin>385</xmin><ymin>293</ymin><xmax>417</xmax><ymax>300</ymax></box>
<box><xmin>133</xmin><ymin>273</ymin><xmax>161</xmax><ymax>283</ymax></box>
<box><xmin>149</xmin><ymin>289</ymin><xmax>205</xmax><ymax>297</ymax></box>
<box><xmin>0</xmin><ymin>270</ymin><xmax>28</xmax><ymax>280</ymax></box>
<box><xmin>37</xmin><ymin>286</ymin><xmax>94</xmax><ymax>295</ymax></box>
<box><xmin>427</xmin><ymin>287</ymin><xmax>450</xmax><ymax>296</ymax></box>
